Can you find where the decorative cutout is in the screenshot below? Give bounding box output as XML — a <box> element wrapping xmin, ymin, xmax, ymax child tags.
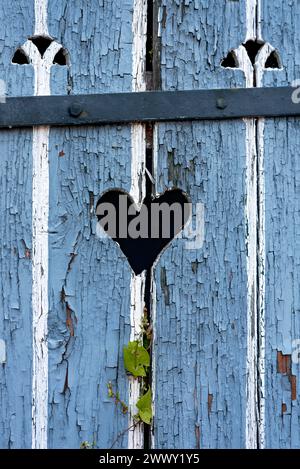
<box><xmin>221</xmin><ymin>50</ymin><xmax>238</xmax><ymax>68</ymax></box>
<box><xmin>29</xmin><ymin>35</ymin><xmax>53</xmax><ymax>57</ymax></box>
<box><xmin>12</xmin><ymin>48</ymin><xmax>30</xmax><ymax>64</ymax></box>
<box><xmin>96</xmin><ymin>189</ymin><xmax>190</xmax><ymax>275</ymax></box>
<box><xmin>242</xmin><ymin>39</ymin><xmax>264</xmax><ymax>65</ymax></box>
<box><xmin>265</xmin><ymin>50</ymin><xmax>281</xmax><ymax>69</ymax></box>
<box><xmin>12</xmin><ymin>35</ymin><xmax>68</xmax><ymax>65</ymax></box>
<box><xmin>53</xmin><ymin>48</ymin><xmax>68</xmax><ymax>65</ymax></box>
<box><xmin>221</xmin><ymin>39</ymin><xmax>281</xmax><ymax>70</ymax></box>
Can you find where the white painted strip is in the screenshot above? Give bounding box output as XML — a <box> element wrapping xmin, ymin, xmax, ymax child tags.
<box><xmin>239</xmin><ymin>0</ymin><xmax>259</xmax><ymax>448</ymax></box>
<box><xmin>244</xmin><ymin>0</ymin><xmax>267</xmax><ymax>449</ymax></box>
<box><xmin>256</xmin><ymin>117</ymin><xmax>266</xmax><ymax>450</ymax></box>
<box><xmin>130</xmin><ymin>124</ymin><xmax>146</xmax><ymax>207</ymax></box>
<box><xmin>23</xmin><ymin>0</ymin><xmax>63</xmax><ymax>449</ymax></box>
<box><xmin>254</xmin><ymin>42</ymin><xmax>273</xmax><ymax>450</ymax></box>
<box><xmin>128</xmin><ymin>273</ymin><xmax>146</xmax><ymax>449</ymax></box>
<box><xmin>132</xmin><ymin>0</ymin><xmax>147</xmax><ymax>95</ymax></box>
<box><xmin>34</xmin><ymin>0</ymin><xmax>49</xmax><ymax>36</ymax></box>
<box><xmin>31</xmin><ymin>122</ymin><xmax>49</xmax><ymax>449</ymax></box>
<box><xmin>128</xmin><ymin>0</ymin><xmax>147</xmax><ymax>449</ymax></box>
<box><xmin>245</xmin><ymin>116</ymin><xmax>258</xmax><ymax>449</ymax></box>
<box><xmin>234</xmin><ymin>27</ymin><xmax>258</xmax><ymax>453</ymax></box>
<box><xmin>0</xmin><ymin>339</ymin><xmax>6</xmax><ymax>364</ymax></box>
<box><xmin>245</xmin><ymin>0</ymin><xmax>257</xmax><ymax>42</ymax></box>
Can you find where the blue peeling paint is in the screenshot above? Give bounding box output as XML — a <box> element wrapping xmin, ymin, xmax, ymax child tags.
<box><xmin>1</xmin><ymin>0</ymin><xmax>300</xmax><ymax>450</ymax></box>
<box><xmin>47</xmin><ymin>0</ymin><xmax>135</xmax><ymax>449</ymax></box>
<box><xmin>259</xmin><ymin>0</ymin><xmax>300</xmax><ymax>449</ymax></box>
<box><xmin>0</xmin><ymin>0</ymin><xmax>34</xmax><ymax>448</ymax></box>
<box><xmin>153</xmin><ymin>0</ymin><xmax>249</xmax><ymax>449</ymax></box>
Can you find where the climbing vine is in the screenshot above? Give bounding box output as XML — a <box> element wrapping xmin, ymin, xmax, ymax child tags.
<box><xmin>123</xmin><ymin>339</ymin><xmax>152</xmax><ymax>425</ymax></box>
<box><xmin>107</xmin><ymin>381</ymin><xmax>129</xmax><ymax>415</ymax></box>
<box><xmin>120</xmin><ymin>306</ymin><xmax>152</xmax><ymax>425</ymax></box>
<box><xmin>81</xmin><ymin>308</ymin><xmax>152</xmax><ymax>449</ymax></box>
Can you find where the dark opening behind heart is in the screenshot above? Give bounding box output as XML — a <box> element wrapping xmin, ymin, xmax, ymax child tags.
<box><xmin>96</xmin><ymin>189</ymin><xmax>190</xmax><ymax>275</ymax></box>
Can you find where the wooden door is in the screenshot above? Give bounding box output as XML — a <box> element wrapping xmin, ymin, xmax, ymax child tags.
<box><xmin>0</xmin><ymin>0</ymin><xmax>299</xmax><ymax>449</ymax></box>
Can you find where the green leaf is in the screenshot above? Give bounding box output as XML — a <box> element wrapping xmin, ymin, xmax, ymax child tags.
<box><xmin>80</xmin><ymin>441</ymin><xmax>93</xmax><ymax>449</ymax></box>
<box><xmin>136</xmin><ymin>388</ymin><xmax>152</xmax><ymax>425</ymax></box>
<box><xmin>123</xmin><ymin>341</ymin><xmax>150</xmax><ymax>378</ymax></box>
<box><xmin>107</xmin><ymin>382</ymin><xmax>113</xmax><ymax>398</ymax></box>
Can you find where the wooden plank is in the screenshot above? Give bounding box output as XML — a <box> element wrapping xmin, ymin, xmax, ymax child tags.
<box><xmin>152</xmin><ymin>0</ymin><xmax>253</xmax><ymax>448</ymax></box>
<box><xmin>47</xmin><ymin>0</ymin><xmax>146</xmax><ymax>448</ymax></box>
<box><xmin>0</xmin><ymin>0</ymin><xmax>35</xmax><ymax>448</ymax></box>
<box><xmin>259</xmin><ymin>0</ymin><xmax>300</xmax><ymax>449</ymax></box>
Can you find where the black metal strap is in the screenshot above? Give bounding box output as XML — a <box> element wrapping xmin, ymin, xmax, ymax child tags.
<box><xmin>0</xmin><ymin>87</ymin><xmax>299</xmax><ymax>128</ymax></box>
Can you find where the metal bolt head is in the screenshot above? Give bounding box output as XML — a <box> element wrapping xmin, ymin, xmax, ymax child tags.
<box><xmin>69</xmin><ymin>103</ymin><xmax>83</xmax><ymax>117</ymax></box>
<box><xmin>216</xmin><ymin>97</ymin><xmax>227</xmax><ymax>110</ymax></box>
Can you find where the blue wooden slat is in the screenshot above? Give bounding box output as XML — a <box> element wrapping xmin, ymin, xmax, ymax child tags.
<box><xmin>47</xmin><ymin>0</ymin><xmax>135</xmax><ymax>448</ymax></box>
<box><xmin>260</xmin><ymin>0</ymin><xmax>300</xmax><ymax>448</ymax></box>
<box><xmin>153</xmin><ymin>0</ymin><xmax>250</xmax><ymax>448</ymax></box>
<box><xmin>0</xmin><ymin>0</ymin><xmax>34</xmax><ymax>448</ymax></box>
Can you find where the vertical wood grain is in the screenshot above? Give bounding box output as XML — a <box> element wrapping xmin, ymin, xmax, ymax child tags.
<box><xmin>1</xmin><ymin>0</ymin><xmax>300</xmax><ymax>451</ymax></box>
<box><xmin>259</xmin><ymin>0</ymin><xmax>300</xmax><ymax>448</ymax></box>
<box><xmin>0</xmin><ymin>0</ymin><xmax>34</xmax><ymax>448</ymax></box>
<box><xmin>27</xmin><ymin>2</ymin><xmax>65</xmax><ymax>447</ymax></box>
<box><xmin>47</xmin><ymin>0</ymin><xmax>145</xmax><ymax>449</ymax></box>
<box><xmin>152</xmin><ymin>0</ymin><xmax>251</xmax><ymax>448</ymax></box>
<box><xmin>128</xmin><ymin>0</ymin><xmax>147</xmax><ymax>449</ymax></box>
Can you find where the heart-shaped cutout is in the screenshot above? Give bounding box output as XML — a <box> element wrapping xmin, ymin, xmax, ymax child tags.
<box><xmin>96</xmin><ymin>189</ymin><xmax>190</xmax><ymax>275</ymax></box>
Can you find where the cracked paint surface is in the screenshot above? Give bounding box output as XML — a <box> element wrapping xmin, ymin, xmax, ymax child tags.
<box><xmin>1</xmin><ymin>0</ymin><xmax>300</xmax><ymax>450</ymax></box>
<box><xmin>260</xmin><ymin>0</ymin><xmax>300</xmax><ymax>449</ymax></box>
<box><xmin>47</xmin><ymin>0</ymin><xmax>136</xmax><ymax>449</ymax></box>
<box><xmin>153</xmin><ymin>0</ymin><xmax>250</xmax><ymax>449</ymax></box>
<box><xmin>0</xmin><ymin>0</ymin><xmax>34</xmax><ymax>448</ymax></box>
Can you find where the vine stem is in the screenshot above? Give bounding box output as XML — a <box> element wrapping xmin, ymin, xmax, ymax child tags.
<box><xmin>109</xmin><ymin>420</ymin><xmax>140</xmax><ymax>450</ymax></box>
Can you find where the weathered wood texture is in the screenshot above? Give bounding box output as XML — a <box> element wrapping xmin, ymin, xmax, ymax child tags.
<box><xmin>0</xmin><ymin>0</ymin><xmax>142</xmax><ymax>450</ymax></box>
<box><xmin>0</xmin><ymin>1</ymin><xmax>34</xmax><ymax>448</ymax></box>
<box><xmin>260</xmin><ymin>0</ymin><xmax>300</xmax><ymax>448</ymax></box>
<box><xmin>1</xmin><ymin>0</ymin><xmax>300</xmax><ymax>450</ymax></box>
<box><xmin>47</xmin><ymin>0</ymin><xmax>136</xmax><ymax>448</ymax></box>
<box><xmin>152</xmin><ymin>0</ymin><xmax>251</xmax><ymax>448</ymax></box>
